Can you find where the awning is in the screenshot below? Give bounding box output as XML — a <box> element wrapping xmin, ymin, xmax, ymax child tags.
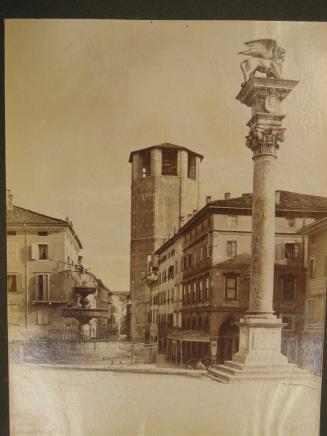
<box><xmin>168</xmin><ymin>330</ymin><xmax>210</xmax><ymax>343</ymax></box>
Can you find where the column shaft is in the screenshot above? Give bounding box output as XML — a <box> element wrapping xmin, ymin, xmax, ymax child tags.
<box><xmin>249</xmin><ymin>154</ymin><xmax>276</xmax><ymax>314</ymax></box>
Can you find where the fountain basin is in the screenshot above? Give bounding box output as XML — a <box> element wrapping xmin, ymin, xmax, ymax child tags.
<box><xmin>61</xmin><ymin>307</ymin><xmax>108</xmax><ymax>325</ymax></box>
<box><xmin>72</xmin><ymin>286</ymin><xmax>96</xmax><ymax>297</ymax></box>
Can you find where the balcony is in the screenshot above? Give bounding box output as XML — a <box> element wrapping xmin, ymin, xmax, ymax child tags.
<box><xmin>182</xmin><ymin>259</ymin><xmax>212</xmax><ymax>279</ymax></box>
<box><xmin>275</xmin><ymin>243</ymin><xmax>304</xmax><ymax>267</ymax></box>
<box><xmin>32</xmin><ymin>300</ymin><xmax>68</xmax><ymax>306</ymax></box>
<box><xmin>222</xmin><ymin>299</ymin><xmax>239</xmax><ymax>307</ymax></box>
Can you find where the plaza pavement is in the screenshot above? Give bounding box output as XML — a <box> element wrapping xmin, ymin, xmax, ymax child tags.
<box><xmin>9</xmin><ymin>364</ymin><xmax>321</xmax><ymax>436</ymax></box>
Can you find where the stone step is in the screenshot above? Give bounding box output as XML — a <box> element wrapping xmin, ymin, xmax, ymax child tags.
<box><xmin>213</xmin><ymin>363</ymin><xmax>308</xmax><ymax>377</ymax></box>
<box><xmin>222</xmin><ymin>360</ymin><xmax>298</xmax><ymax>371</ymax></box>
<box><xmin>207</xmin><ymin>365</ymin><xmax>313</xmax><ymax>384</ymax></box>
<box><xmin>207</xmin><ymin>368</ymin><xmax>231</xmax><ymax>383</ymax></box>
<box><xmin>212</xmin><ymin>364</ymin><xmax>240</xmax><ymax>376</ymax></box>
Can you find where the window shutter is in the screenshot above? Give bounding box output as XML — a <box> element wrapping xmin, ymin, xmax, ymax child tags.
<box><xmin>281</xmin><ymin>244</ymin><xmax>285</xmax><ymax>259</ymax></box>
<box><xmin>17</xmin><ymin>274</ymin><xmax>22</xmax><ymax>292</ymax></box>
<box><xmin>47</xmin><ymin>244</ymin><xmax>52</xmax><ymax>260</ymax></box>
<box><xmin>46</xmin><ymin>275</ymin><xmax>50</xmax><ymax>300</ymax></box>
<box><xmin>31</xmin><ymin>243</ymin><xmax>39</xmax><ymax>260</ymax></box>
<box><xmin>276</xmin><ymin>244</ymin><xmax>285</xmax><ymax>260</ymax></box>
<box><xmin>294</xmin><ymin>244</ymin><xmax>300</xmax><ymax>258</ymax></box>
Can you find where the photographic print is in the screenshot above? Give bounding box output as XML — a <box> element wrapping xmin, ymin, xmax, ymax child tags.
<box><xmin>5</xmin><ymin>19</ymin><xmax>327</xmax><ymax>435</ymax></box>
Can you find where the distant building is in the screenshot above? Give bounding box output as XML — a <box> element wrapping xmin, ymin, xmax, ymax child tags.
<box><xmin>93</xmin><ymin>279</ymin><xmax>114</xmax><ymax>338</ymax></box>
<box><xmin>147</xmin><ymin>236</ymin><xmax>184</xmax><ymax>350</ymax></box>
<box><xmin>108</xmin><ymin>291</ymin><xmax>130</xmax><ymax>337</ymax></box>
<box><xmin>298</xmin><ymin>217</ymin><xmax>327</xmax><ymax>374</ymax></box>
<box><xmin>129</xmin><ymin>143</ymin><xmax>203</xmax><ymax>342</ymax></box>
<box><xmin>125</xmin><ymin>294</ymin><xmax>132</xmax><ymax>341</ymax></box>
<box><xmin>146</xmin><ymin>190</ymin><xmax>327</xmax><ymax>367</ymax></box>
<box><xmin>6</xmin><ymin>190</ymin><xmax>112</xmax><ymax>340</ymax></box>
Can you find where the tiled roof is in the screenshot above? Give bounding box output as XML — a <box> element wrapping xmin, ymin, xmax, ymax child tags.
<box><xmin>154</xmin><ymin>190</ymin><xmax>327</xmax><ymax>254</ymax></box>
<box><xmin>129</xmin><ymin>142</ymin><xmax>204</xmax><ymax>162</ymax></box>
<box><xmin>211</xmin><ymin>191</ymin><xmax>327</xmax><ymax>212</ymax></box>
<box><xmin>214</xmin><ymin>253</ymin><xmax>304</xmax><ymax>271</ymax></box>
<box><xmin>297</xmin><ymin>216</ymin><xmax>327</xmax><ymax>235</ymax></box>
<box><xmin>7</xmin><ymin>206</ymin><xmax>69</xmax><ymax>225</ymax></box>
<box><xmin>7</xmin><ymin>206</ymin><xmax>83</xmax><ymax>249</ymax></box>
<box><xmin>215</xmin><ymin>253</ymin><xmax>251</xmax><ymax>268</ymax></box>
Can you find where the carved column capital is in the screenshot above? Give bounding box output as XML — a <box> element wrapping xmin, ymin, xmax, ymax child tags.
<box><xmin>237</xmin><ymin>78</ymin><xmax>297</xmax><ymax>158</ymax></box>
<box><xmin>246</xmin><ymin>126</ymin><xmax>285</xmax><ymax>157</ymax></box>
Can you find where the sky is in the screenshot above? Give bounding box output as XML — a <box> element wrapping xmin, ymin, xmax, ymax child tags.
<box><xmin>5</xmin><ymin>20</ymin><xmax>327</xmax><ymax>291</ymax></box>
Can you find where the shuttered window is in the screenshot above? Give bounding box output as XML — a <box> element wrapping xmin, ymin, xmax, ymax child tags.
<box><xmin>225</xmin><ymin>276</ymin><xmax>238</xmax><ymax>300</ymax></box>
<box><xmin>227</xmin><ymin>241</ymin><xmax>237</xmax><ymax>257</ymax></box>
<box><xmin>7</xmin><ymin>275</ymin><xmax>17</xmax><ymax>292</ymax></box>
<box><xmin>39</xmin><ymin>244</ymin><xmax>48</xmax><ymax>260</ymax></box>
<box><xmin>36</xmin><ymin>274</ymin><xmax>50</xmax><ymax>300</ymax></box>
<box><xmin>31</xmin><ymin>243</ymin><xmax>49</xmax><ymax>260</ymax></box>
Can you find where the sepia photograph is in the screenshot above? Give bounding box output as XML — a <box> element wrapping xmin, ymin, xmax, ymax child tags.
<box><xmin>4</xmin><ymin>19</ymin><xmax>327</xmax><ymax>435</ymax></box>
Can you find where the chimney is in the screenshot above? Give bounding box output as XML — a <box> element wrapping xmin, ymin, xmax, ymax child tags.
<box><xmin>206</xmin><ymin>196</ymin><xmax>212</xmax><ymax>204</ymax></box>
<box><xmin>275</xmin><ymin>191</ymin><xmax>281</xmax><ymax>205</ymax></box>
<box><xmin>193</xmin><ymin>209</ymin><xmax>197</xmax><ymax>216</ymax></box>
<box><xmin>188</xmin><ymin>213</ymin><xmax>192</xmax><ymax>220</ymax></box>
<box><xmin>224</xmin><ymin>193</ymin><xmax>231</xmax><ymax>200</ymax></box>
<box><xmin>78</xmin><ymin>255</ymin><xmax>83</xmax><ymax>264</ymax></box>
<box><xmin>6</xmin><ymin>189</ymin><xmax>13</xmax><ymax>211</ymax></box>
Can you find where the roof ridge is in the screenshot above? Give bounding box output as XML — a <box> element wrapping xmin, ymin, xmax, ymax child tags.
<box><xmin>12</xmin><ymin>205</ymin><xmax>68</xmax><ymax>224</ymax></box>
<box><xmin>212</xmin><ymin>190</ymin><xmax>327</xmax><ymax>204</ymax></box>
<box><xmin>280</xmin><ymin>190</ymin><xmax>327</xmax><ymax>199</ymax></box>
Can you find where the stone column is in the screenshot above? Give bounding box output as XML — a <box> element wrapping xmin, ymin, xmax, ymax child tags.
<box><xmin>231</xmin><ymin>76</ymin><xmax>298</xmax><ymax>367</ymax></box>
<box><xmin>208</xmin><ymin>42</ymin><xmax>311</xmax><ymax>381</ymax></box>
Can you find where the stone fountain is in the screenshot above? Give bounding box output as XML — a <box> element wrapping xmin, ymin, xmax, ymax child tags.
<box><xmin>62</xmin><ymin>279</ymin><xmax>108</xmax><ymax>339</ymax></box>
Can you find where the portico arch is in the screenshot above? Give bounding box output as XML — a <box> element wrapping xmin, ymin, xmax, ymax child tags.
<box><xmin>217</xmin><ymin>315</ymin><xmax>239</xmax><ymax>363</ymax></box>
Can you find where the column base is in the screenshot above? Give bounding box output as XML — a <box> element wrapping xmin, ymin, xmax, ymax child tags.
<box><xmin>208</xmin><ymin>314</ymin><xmax>311</xmax><ymax>383</ymax></box>
<box><xmin>233</xmin><ymin>313</ymin><xmax>288</xmax><ymax>366</ymax></box>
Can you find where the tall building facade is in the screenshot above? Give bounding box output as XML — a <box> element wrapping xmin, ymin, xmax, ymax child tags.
<box><xmin>129</xmin><ymin>143</ymin><xmax>203</xmax><ymax>342</ymax></box>
<box><xmin>298</xmin><ymin>217</ymin><xmax>327</xmax><ymax>374</ymax></box>
<box><xmin>6</xmin><ymin>190</ymin><xmax>82</xmax><ymax>339</ymax></box>
<box><xmin>146</xmin><ymin>190</ymin><xmax>327</xmax><ymax>370</ymax></box>
<box><xmin>6</xmin><ymin>190</ymin><xmax>112</xmax><ymax>340</ymax></box>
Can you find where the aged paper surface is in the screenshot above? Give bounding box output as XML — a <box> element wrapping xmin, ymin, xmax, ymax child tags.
<box><xmin>5</xmin><ymin>20</ymin><xmax>327</xmax><ymax>435</ymax></box>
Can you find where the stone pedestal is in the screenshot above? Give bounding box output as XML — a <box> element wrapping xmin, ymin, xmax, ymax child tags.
<box><xmin>209</xmin><ymin>76</ymin><xmax>312</xmax><ymax>383</ymax></box>
<box><xmin>233</xmin><ymin>314</ymin><xmax>288</xmax><ymax>366</ymax></box>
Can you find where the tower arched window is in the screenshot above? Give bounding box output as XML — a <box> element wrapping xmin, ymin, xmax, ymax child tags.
<box><xmin>162</xmin><ymin>149</ymin><xmax>177</xmax><ymax>175</ymax></box>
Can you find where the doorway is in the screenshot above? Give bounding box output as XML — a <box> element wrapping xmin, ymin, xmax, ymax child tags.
<box><xmin>217</xmin><ymin>317</ymin><xmax>239</xmax><ymax>363</ymax></box>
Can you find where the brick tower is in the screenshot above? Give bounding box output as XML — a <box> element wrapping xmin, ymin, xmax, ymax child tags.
<box><xmin>129</xmin><ymin>143</ymin><xmax>203</xmax><ymax>342</ymax></box>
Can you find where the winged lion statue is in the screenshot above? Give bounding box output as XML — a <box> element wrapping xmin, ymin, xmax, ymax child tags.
<box><xmin>239</xmin><ymin>39</ymin><xmax>285</xmax><ymax>84</ymax></box>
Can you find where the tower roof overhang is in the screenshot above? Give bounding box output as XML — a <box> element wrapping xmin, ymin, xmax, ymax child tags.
<box><xmin>128</xmin><ymin>142</ymin><xmax>204</xmax><ymax>163</ymax></box>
